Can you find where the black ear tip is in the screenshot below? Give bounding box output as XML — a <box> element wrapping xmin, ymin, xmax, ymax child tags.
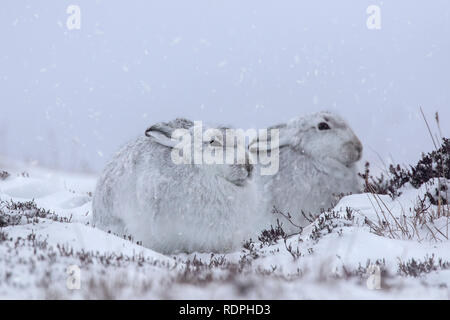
<box><xmin>145</xmin><ymin>124</ymin><xmax>160</xmax><ymax>137</ymax></box>
<box><xmin>145</xmin><ymin>124</ymin><xmax>159</xmax><ymax>137</ymax></box>
<box><xmin>145</xmin><ymin>123</ymin><xmax>173</xmax><ymax>138</ymax></box>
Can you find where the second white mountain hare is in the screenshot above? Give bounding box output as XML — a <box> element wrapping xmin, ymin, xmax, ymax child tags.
<box><xmin>249</xmin><ymin>111</ymin><xmax>363</xmax><ymax>234</ymax></box>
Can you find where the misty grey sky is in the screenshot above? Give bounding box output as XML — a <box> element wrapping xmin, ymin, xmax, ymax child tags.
<box><xmin>0</xmin><ymin>1</ymin><xmax>449</xmax><ymax>172</ymax></box>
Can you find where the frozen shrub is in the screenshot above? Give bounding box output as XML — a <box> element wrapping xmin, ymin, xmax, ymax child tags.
<box><xmin>360</xmin><ymin>138</ymin><xmax>450</xmax><ymax>199</ymax></box>
<box><xmin>398</xmin><ymin>255</ymin><xmax>450</xmax><ymax>277</ymax></box>
<box><xmin>257</xmin><ymin>220</ymin><xmax>287</xmax><ymax>246</ymax></box>
<box><xmin>0</xmin><ymin>171</ymin><xmax>9</xmax><ymax>180</ymax></box>
<box><xmin>0</xmin><ymin>230</ymin><xmax>8</xmax><ymax>242</ymax></box>
<box><xmin>309</xmin><ymin>208</ymin><xmax>355</xmax><ymax>242</ymax></box>
<box><xmin>0</xmin><ymin>199</ymin><xmax>71</xmax><ymax>227</ymax></box>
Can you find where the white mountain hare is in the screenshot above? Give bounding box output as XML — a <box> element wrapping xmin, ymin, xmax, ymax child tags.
<box><xmin>249</xmin><ymin>111</ymin><xmax>363</xmax><ymax>234</ymax></box>
<box><xmin>92</xmin><ymin>118</ymin><xmax>259</xmax><ymax>254</ymax></box>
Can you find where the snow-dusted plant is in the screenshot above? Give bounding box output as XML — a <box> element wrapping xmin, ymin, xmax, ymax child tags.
<box><xmin>0</xmin><ymin>199</ymin><xmax>70</xmax><ymax>227</ymax></box>
<box><xmin>0</xmin><ymin>171</ymin><xmax>9</xmax><ymax>180</ymax></box>
<box><xmin>249</xmin><ymin>111</ymin><xmax>363</xmax><ymax>234</ymax></box>
<box><xmin>361</xmin><ymin>137</ymin><xmax>450</xmax><ymax>202</ymax></box>
<box><xmin>92</xmin><ymin>118</ymin><xmax>260</xmax><ymax>254</ymax></box>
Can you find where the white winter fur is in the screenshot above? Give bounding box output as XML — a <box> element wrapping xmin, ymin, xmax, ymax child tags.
<box><xmin>249</xmin><ymin>111</ymin><xmax>363</xmax><ymax>234</ymax></box>
<box><xmin>92</xmin><ymin>119</ymin><xmax>260</xmax><ymax>254</ymax></box>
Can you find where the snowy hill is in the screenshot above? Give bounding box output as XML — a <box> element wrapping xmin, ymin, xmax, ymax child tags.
<box><xmin>1</xmin><ymin>156</ymin><xmax>450</xmax><ymax>299</ymax></box>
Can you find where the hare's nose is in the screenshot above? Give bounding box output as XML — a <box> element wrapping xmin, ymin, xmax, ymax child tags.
<box><xmin>355</xmin><ymin>143</ymin><xmax>363</xmax><ymax>154</ymax></box>
<box><xmin>354</xmin><ymin>141</ymin><xmax>363</xmax><ymax>159</ymax></box>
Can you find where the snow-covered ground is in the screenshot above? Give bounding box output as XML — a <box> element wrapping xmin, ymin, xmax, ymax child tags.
<box><xmin>1</xmin><ymin>157</ymin><xmax>450</xmax><ymax>299</ymax></box>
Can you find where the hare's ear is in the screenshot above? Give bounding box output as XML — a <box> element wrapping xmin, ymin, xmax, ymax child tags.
<box><xmin>248</xmin><ymin>125</ymin><xmax>291</xmax><ymax>153</ymax></box>
<box><xmin>145</xmin><ymin>123</ymin><xmax>180</xmax><ymax>148</ymax></box>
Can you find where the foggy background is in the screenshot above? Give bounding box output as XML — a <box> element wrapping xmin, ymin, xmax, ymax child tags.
<box><xmin>0</xmin><ymin>0</ymin><xmax>449</xmax><ymax>173</ymax></box>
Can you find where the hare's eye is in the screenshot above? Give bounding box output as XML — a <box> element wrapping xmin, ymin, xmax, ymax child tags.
<box><xmin>318</xmin><ymin>122</ymin><xmax>331</xmax><ymax>131</ymax></box>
